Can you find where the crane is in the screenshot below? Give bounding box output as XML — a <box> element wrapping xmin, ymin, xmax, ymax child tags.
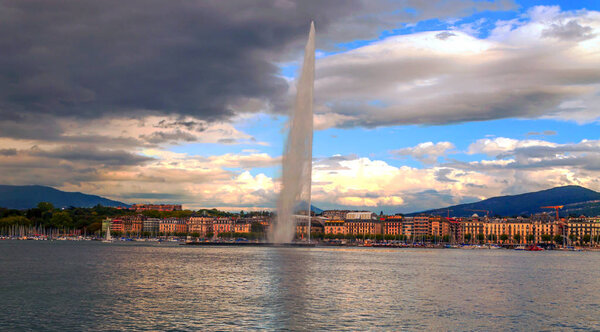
<box><xmin>541</xmin><ymin>205</ymin><xmax>563</xmax><ymax>220</ymax></box>
<box><xmin>467</xmin><ymin>209</ymin><xmax>490</xmax><ymax>217</ymax></box>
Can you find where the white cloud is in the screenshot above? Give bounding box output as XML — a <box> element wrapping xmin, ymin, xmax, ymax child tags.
<box><xmin>393</xmin><ymin>141</ymin><xmax>455</xmax><ymax>164</ymax></box>
<box><xmin>313</xmin><ymin>6</ymin><xmax>600</xmax><ymax>129</ymax></box>
<box><xmin>467</xmin><ymin>137</ymin><xmax>555</xmax><ymax>156</ymax></box>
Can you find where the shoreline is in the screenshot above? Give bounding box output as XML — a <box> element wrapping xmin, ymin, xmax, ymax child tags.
<box><xmin>2</xmin><ymin>237</ymin><xmax>599</xmax><ymax>251</ymax></box>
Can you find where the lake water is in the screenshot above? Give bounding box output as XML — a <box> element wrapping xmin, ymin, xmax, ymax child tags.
<box><xmin>1</xmin><ymin>241</ymin><xmax>599</xmax><ymax>331</ymax></box>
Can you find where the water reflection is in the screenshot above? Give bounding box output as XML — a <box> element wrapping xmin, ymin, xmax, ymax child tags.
<box><xmin>1</xmin><ymin>242</ymin><xmax>600</xmax><ymax>331</ymax></box>
<box><xmin>266</xmin><ymin>248</ymin><xmax>310</xmax><ymax>330</ymax></box>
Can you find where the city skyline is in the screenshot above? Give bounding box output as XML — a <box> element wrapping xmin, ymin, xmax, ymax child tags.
<box><xmin>1</xmin><ymin>0</ymin><xmax>600</xmax><ymax>214</ymax></box>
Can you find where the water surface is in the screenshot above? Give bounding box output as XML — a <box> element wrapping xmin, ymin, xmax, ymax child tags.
<box><xmin>1</xmin><ymin>241</ymin><xmax>599</xmax><ymax>331</ymax></box>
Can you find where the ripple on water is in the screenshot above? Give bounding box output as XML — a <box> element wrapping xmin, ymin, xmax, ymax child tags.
<box><xmin>1</xmin><ymin>242</ymin><xmax>600</xmax><ymax>330</ymax></box>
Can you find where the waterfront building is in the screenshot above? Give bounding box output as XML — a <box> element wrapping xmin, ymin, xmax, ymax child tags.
<box><xmin>296</xmin><ymin>215</ymin><xmax>325</xmax><ymax>236</ymax></box>
<box><xmin>412</xmin><ymin>215</ymin><xmax>431</xmax><ymax>238</ymax></box>
<box><xmin>122</xmin><ymin>215</ymin><xmax>145</xmax><ymax>233</ymax></box>
<box><xmin>234</xmin><ymin>221</ymin><xmax>251</xmax><ymax>233</ymax></box>
<box><xmin>566</xmin><ymin>218</ymin><xmax>600</xmax><ymax>245</ymax></box>
<box><xmin>187</xmin><ymin>217</ymin><xmax>213</xmax><ymax>236</ymax></box>
<box><xmin>345</xmin><ymin>219</ymin><xmax>381</xmax><ymax>236</ymax></box>
<box><xmin>533</xmin><ymin>220</ymin><xmax>559</xmax><ymax>243</ymax></box>
<box><xmin>324</xmin><ymin>220</ymin><xmax>346</xmax><ymax>235</ymax></box>
<box><xmin>446</xmin><ymin>218</ymin><xmax>463</xmax><ymax>243</ymax></box>
<box><xmin>430</xmin><ymin>216</ymin><xmax>444</xmax><ymax>238</ymax></box>
<box><xmin>382</xmin><ymin>215</ymin><xmax>403</xmax><ymax>236</ymax></box>
<box><xmin>142</xmin><ymin>218</ymin><xmax>160</xmax><ymax>234</ymax></box>
<box><xmin>159</xmin><ymin>218</ymin><xmax>187</xmax><ymax>234</ymax></box>
<box><xmin>110</xmin><ymin>219</ymin><xmax>124</xmax><ymax>232</ymax></box>
<box><xmin>462</xmin><ymin>220</ymin><xmax>484</xmax><ymax>242</ymax></box>
<box><xmin>322</xmin><ymin>210</ymin><xmax>352</xmax><ymax>220</ymax></box>
<box><xmin>483</xmin><ymin>220</ymin><xmax>533</xmax><ymax>244</ymax></box>
<box><xmin>102</xmin><ymin>218</ymin><xmax>112</xmax><ymax>232</ymax></box>
<box><xmin>346</xmin><ymin>211</ymin><xmax>376</xmax><ymax>220</ymax></box>
<box><xmin>213</xmin><ymin>218</ymin><xmax>234</xmax><ymax>235</ymax></box>
<box><xmin>402</xmin><ymin>217</ymin><xmax>413</xmax><ymax>237</ymax></box>
<box><xmin>132</xmin><ymin>204</ymin><xmax>183</xmax><ymax>212</ymax></box>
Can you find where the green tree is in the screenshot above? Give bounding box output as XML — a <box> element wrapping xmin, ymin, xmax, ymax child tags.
<box><xmin>553</xmin><ymin>234</ymin><xmax>563</xmax><ymax>244</ymax></box>
<box><xmin>442</xmin><ymin>235</ymin><xmax>451</xmax><ymax>243</ymax></box>
<box><xmin>526</xmin><ymin>234</ymin><xmax>535</xmax><ymax>243</ymax></box>
<box><xmin>37</xmin><ymin>202</ymin><xmax>55</xmax><ymax>212</ymax></box>
<box><xmin>487</xmin><ymin>234</ymin><xmax>497</xmax><ymax>242</ymax></box>
<box><xmin>513</xmin><ymin>234</ymin><xmax>521</xmax><ymax>243</ymax></box>
<box><xmin>87</xmin><ymin>222</ymin><xmax>102</xmax><ymax>234</ymax></box>
<box><xmin>541</xmin><ymin>234</ymin><xmax>552</xmax><ymax>243</ymax></box>
<box><xmin>499</xmin><ymin>234</ymin><xmax>508</xmax><ymax>242</ymax></box>
<box><xmin>582</xmin><ymin>234</ymin><xmax>591</xmax><ymax>245</ymax></box>
<box><xmin>0</xmin><ymin>215</ymin><xmax>31</xmax><ymax>227</ymax></box>
<box><xmin>50</xmin><ymin>211</ymin><xmax>73</xmax><ymax>228</ymax></box>
<box><xmin>476</xmin><ymin>233</ymin><xmax>485</xmax><ymax>243</ymax></box>
<box><xmin>464</xmin><ymin>233</ymin><xmax>472</xmax><ymax>242</ymax></box>
<box><xmin>250</xmin><ymin>221</ymin><xmax>264</xmax><ymax>233</ymax></box>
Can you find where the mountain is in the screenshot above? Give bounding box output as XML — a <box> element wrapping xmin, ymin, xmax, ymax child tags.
<box><xmin>295</xmin><ymin>201</ymin><xmax>323</xmax><ymax>214</ymax></box>
<box><xmin>0</xmin><ymin>185</ymin><xmax>129</xmax><ymax>209</ymax></box>
<box><xmin>408</xmin><ymin>185</ymin><xmax>600</xmax><ymax>218</ymax></box>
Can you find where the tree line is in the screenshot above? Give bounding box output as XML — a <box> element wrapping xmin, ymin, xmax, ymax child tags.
<box><xmin>0</xmin><ymin>203</ymin><xmax>244</xmax><ymax>232</ymax></box>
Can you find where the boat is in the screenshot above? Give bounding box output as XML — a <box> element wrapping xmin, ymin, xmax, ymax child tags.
<box><xmin>102</xmin><ymin>225</ymin><xmax>113</xmax><ymax>243</ymax></box>
<box><xmin>525</xmin><ymin>245</ymin><xmax>544</xmax><ymax>251</ymax></box>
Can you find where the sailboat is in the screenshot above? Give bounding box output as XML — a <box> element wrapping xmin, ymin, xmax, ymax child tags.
<box><xmin>102</xmin><ymin>225</ymin><xmax>113</xmax><ymax>243</ymax></box>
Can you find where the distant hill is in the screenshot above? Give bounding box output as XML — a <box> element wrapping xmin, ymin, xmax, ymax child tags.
<box><xmin>0</xmin><ymin>185</ymin><xmax>128</xmax><ymax>209</ymax></box>
<box><xmin>295</xmin><ymin>201</ymin><xmax>323</xmax><ymax>214</ymax></box>
<box><xmin>408</xmin><ymin>185</ymin><xmax>600</xmax><ymax>218</ymax></box>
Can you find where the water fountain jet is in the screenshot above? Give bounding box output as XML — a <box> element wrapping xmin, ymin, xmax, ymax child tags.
<box><xmin>272</xmin><ymin>22</ymin><xmax>315</xmax><ymax>244</ymax></box>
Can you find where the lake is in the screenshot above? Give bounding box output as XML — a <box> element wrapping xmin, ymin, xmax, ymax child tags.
<box><xmin>1</xmin><ymin>241</ymin><xmax>599</xmax><ymax>331</ymax></box>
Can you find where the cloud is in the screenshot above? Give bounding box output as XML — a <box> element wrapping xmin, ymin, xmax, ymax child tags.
<box><xmin>3</xmin><ymin>134</ymin><xmax>600</xmax><ymax>213</ymax></box>
<box><xmin>392</xmin><ymin>141</ymin><xmax>455</xmax><ymax>164</ymax></box>
<box><xmin>526</xmin><ymin>130</ymin><xmax>556</xmax><ymax>136</ymax></box>
<box><xmin>435</xmin><ymin>31</ymin><xmax>456</xmax><ymax>40</ymax></box>
<box><xmin>30</xmin><ymin>146</ymin><xmax>155</xmax><ymax>166</ymax></box>
<box><xmin>0</xmin><ymin>149</ymin><xmax>17</xmax><ymax>156</ymax></box>
<box><xmin>467</xmin><ymin>137</ymin><xmax>555</xmax><ymax>156</ymax></box>
<box><xmin>140</xmin><ymin>130</ymin><xmax>198</xmax><ymax>144</ymax></box>
<box><xmin>313</xmin><ymin>6</ymin><xmax>600</xmax><ymax>128</ymax></box>
<box><xmin>542</xmin><ymin>20</ymin><xmax>595</xmax><ymax>41</ymax></box>
<box><xmin>0</xmin><ymin>0</ymin><xmax>514</xmax><ymax>134</ymax></box>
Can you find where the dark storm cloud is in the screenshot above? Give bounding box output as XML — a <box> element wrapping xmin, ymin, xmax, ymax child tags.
<box><xmin>30</xmin><ymin>146</ymin><xmax>154</xmax><ymax>166</ymax></box>
<box><xmin>0</xmin><ymin>148</ymin><xmax>17</xmax><ymax>156</ymax></box>
<box><xmin>154</xmin><ymin>120</ymin><xmax>208</xmax><ymax>132</ymax></box>
<box><xmin>0</xmin><ymin>0</ymin><xmax>514</xmax><ymax>128</ymax></box>
<box><xmin>140</xmin><ymin>130</ymin><xmax>198</xmax><ymax>144</ymax></box>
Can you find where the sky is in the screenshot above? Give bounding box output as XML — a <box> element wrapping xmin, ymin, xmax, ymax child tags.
<box><xmin>1</xmin><ymin>0</ymin><xmax>600</xmax><ymax>213</ymax></box>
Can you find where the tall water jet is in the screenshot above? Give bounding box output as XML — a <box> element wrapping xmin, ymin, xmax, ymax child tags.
<box><xmin>272</xmin><ymin>22</ymin><xmax>315</xmax><ymax>243</ymax></box>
